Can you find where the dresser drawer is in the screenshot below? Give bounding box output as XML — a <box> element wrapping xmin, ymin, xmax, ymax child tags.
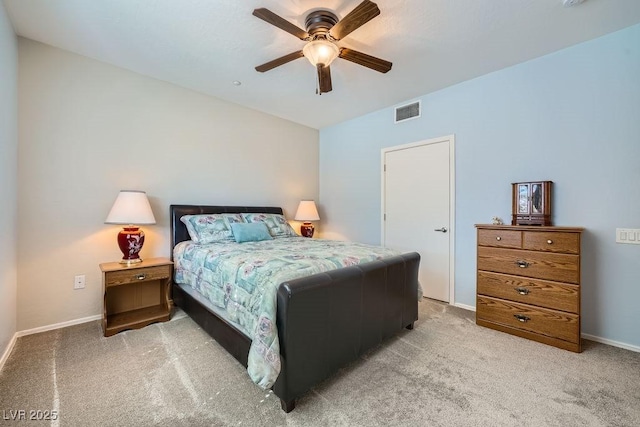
<box><xmin>478</xmin><ymin>229</ymin><xmax>521</xmax><ymax>248</ymax></box>
<box><xmin>477</xmin><ymin>271</ymin><xmax>579</xmax><ymax>313</ymax></box>
<box><xmin>105</xmin><ymin>265</ymin><xmax>172</xmax><ymax>287</ymax></box>
<box><xmin>477</xmin><ymin>296</ymin><xmax>579</xmax><ymax>344</ymax></box>
<box><xmin>478</xmin><ymin>247</ymin><xmax>580</xmax><ymax>284</ymax></box>
<box><xmin>523</xmin><ymin>231</ymin><xmax>580</xmax><ymax>254</ymax></box>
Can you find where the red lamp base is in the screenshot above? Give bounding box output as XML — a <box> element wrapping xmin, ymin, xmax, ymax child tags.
<box><xmin>117</xmin><ymin>226</ymin><xmax>145</xmax><ymax>264</ymax></box>
<box><xmin>300</xmin><ymin>222</ymin><xmax>315</xmax><ymax>238</ymax></box>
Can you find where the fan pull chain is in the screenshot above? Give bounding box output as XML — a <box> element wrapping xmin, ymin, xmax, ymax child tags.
<box><xmin>315</xmin><ymin>64</ymin><xmax>322</xmax><ymax>95</ymax></box>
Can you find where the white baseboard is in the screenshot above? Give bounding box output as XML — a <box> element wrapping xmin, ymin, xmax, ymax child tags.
<box><xmin>581</xmin><ymin>333</ymin><xmax>640</xmax><ymax>353</ymax></box>
<box><xmin>453</xmin><ymin>302</ymin><xmax>476</xmax><ymax>312</ymax></box>
<box><xmin>16</xmin><ymin>314</ymin><xmax>102</xmax><ymax>338</ymax></box>
<box><xmin>0</xmin><ymin>332</ymin><xmax>18</xmax><ymax>372</ymax></box>
<box><xmin>1</xmin><ymin>314</ymin><xmax>101</xmax><ymax>372</ymax></box>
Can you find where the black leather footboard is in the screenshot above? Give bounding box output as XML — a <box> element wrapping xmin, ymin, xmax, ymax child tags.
<box><xmin>272</xmin><ymin>252</ymin><xmax>421</xmax><ymax>409</ymax></box>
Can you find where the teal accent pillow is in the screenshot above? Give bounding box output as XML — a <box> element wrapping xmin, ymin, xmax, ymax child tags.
<box><xmin>241</xmin><ymin>213</ymin><xmax>298</xmax><ymax>238</ymax></box>
<box><xmin>231</xmin><ymin>222</ymin><xmax>273</xmax><ymax>243</ymax></box>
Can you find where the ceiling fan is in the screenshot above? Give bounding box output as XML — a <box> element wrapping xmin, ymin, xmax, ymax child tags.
<box><xmin>253</xmin><ymin>0</ymin><xmax>392</xmax><ymax>95</ymax></box>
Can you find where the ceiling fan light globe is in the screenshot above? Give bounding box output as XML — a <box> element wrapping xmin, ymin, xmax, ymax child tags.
<box><xmin>303</xmin><ymin>40</ymin><xmax>339</xmax><ymax>67</ymax></box>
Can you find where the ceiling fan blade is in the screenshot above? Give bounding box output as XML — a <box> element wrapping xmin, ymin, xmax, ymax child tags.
<box><xmin>330</xmin><ymin>0</ymin><xmax>380</xmax><ymax>40</ymax></box>
<box><xmin>255</xmin><ymin>51</ymin><xmax>304</xmax><ymax>72</ymax></box>
<box><xmin>339</xmin><ymin>48</ymin><xmax>392</xmax><ymax>73</ymax></box>
<box><xmin>317</xmin><ymin>64</ymin><xmax>333</xmax><ymax>94</ymax></box>
<box><xmin>253</xmin><ymin>8</ymin><xmax>309</xmax><ymax>40</ymax></box>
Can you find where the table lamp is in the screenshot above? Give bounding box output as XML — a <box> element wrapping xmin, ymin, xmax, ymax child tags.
<box><xmin>105</xmin><ymin>190</ymin><xmax>156</xmax><ymax>264</ymax></box>
<box><xmin>294</xmin><ymin>200</ymin><xmax>320</xmax><ymax>238</ymax></box>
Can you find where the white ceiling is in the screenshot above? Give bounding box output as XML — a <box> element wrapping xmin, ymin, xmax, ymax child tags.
<box><xmin>4</xmin><ymin>0</ymin><xmax>640</xmax><ymax>129</ymax></box>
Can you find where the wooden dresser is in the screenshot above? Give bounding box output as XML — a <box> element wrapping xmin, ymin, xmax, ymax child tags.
<box><xmin>475</xmin><ymin>225</ymin><xmax>584</xmax><ymax>352</ymax></box>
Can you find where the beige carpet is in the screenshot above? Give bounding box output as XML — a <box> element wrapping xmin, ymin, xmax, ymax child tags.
<box><xmin>1</xmin><ymin>299</ymin><xmax>639</xmax><ymax>426</ymax></box>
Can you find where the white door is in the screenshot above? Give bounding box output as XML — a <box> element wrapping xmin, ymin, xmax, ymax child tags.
<box><xmin>382</xmin><ymin>136</ymin><xmax>454</xmax><ymax>302</ymax></box>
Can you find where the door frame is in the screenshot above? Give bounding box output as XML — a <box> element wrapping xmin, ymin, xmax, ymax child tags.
<box><xmin>380</xmin><ymin>135</ymin><xmax>456</xmax><ymax>304</ymax></box>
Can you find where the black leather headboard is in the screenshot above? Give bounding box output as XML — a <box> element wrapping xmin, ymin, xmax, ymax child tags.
<box><xmin>170</xmin><ymin>205</ymin><xmax>284</xmax><ymax>255</ymax></box>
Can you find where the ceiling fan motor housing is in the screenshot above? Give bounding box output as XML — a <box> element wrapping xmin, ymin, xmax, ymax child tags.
<box><xmin>305</xmin><ymin>10</ymin><xmax>339</xmax><ymax>36</ymax></box>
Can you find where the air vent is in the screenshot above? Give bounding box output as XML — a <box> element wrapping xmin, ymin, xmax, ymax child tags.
<box><xmin>394</xmin><ymin>101</ymin><xmax>421</xmax><ymax>123</ymax></box>
<box><xmin>562</xmin><ymin>0</ymin><xmax>585</xmax><ymax>7</ymax></box>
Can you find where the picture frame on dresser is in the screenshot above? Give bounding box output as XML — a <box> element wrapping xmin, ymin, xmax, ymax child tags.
<box><xmin>511</xmin><ymin>181</ymin><xmax>552</xmax><ymax>226</ymax></box>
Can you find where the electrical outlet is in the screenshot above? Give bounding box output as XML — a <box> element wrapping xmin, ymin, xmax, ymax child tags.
<box><xmin>74</xmin><ymin>274</ymin><xmax>86</xmax><ymax>289</ymax></box>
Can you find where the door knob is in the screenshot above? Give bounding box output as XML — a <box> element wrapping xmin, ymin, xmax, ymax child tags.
<box><xmin>434</xmin><ymin>227</ymin><xmax>448</xmax><ymax>233</ymax></box>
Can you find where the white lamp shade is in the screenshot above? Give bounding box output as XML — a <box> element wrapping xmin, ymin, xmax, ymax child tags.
<box><xmin>294</xmin><ymin>200</ymin><xmax>320</xmax><ymax>221</ymax></box>
<box><xmin>302</xmin><ymin>40</ymin><xmax>339</xmax><ymax>67</ymax></box>
<box><xmin>105</xmin><ymin>190</ymin><xmax>156</xmax><ymax>225</ymax></box>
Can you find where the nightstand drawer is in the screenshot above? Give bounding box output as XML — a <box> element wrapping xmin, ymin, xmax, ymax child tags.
<box><xmin>477</xmin><ymin>271</ymin><xmax>579</xmax><ymax>313</ymax></box>
<box><xmin>523</xmin><ymin>231</ymin><xmax>580</xmax><ymax>254</ymax></box>
<box><xmin>477</xmin><ymin>296</ymin><xmax>579</xmax><ymax>344</ymax></box>
<box><xmin>478</xmin><ymin>229</ymin><xmax>521</xmax><ymax>249</ymax></box>
<box><xmin>105</xmin><ymin>265</ymin><xmax>172</xmax><ymax>287</ymax></box>
<box><xmin>478</xmin><ymin>247</ymin><xmax>580</xmax><ymax>284</ymax></box>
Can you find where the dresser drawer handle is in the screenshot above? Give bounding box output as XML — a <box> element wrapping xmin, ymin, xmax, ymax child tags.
<box><xmin>547</xmin><ymin>239</ymin><xmax>553</xmax><ymax>244</ymax></box>
<box><xmin>135</xmin><ymin>274</ymin><xmax>147</xmax><ymax>280</ymax></box>
<box><xmin>514</xmin><ymin>287</ymin><xmax>530</xmax><ymax>295</ymax></box>
<box><xmin>514</xmin><ymin>314</ymin><xmax>531</xmax><ymax>323</ymax></box>
<box><xmin>515</xmin><ymin>260</ymin><xmax>529</xmax><ymax>268</ymax></box>
<box><xmin>496</xmin><ymin>236</ymin><xmax>502</xmax><ymax>241</ymax></box>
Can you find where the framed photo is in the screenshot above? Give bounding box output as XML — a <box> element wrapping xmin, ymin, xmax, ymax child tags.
<box><xmin>511</xmin><ymin>181</ymin><xmax>552</xmax><ymax>226</ymax></box>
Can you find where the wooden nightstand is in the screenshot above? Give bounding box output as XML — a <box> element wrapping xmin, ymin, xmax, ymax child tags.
<box><xmin>100</xmin><ymin>257</ymin><xmax>173</xmax><ymax>337</ymax></box>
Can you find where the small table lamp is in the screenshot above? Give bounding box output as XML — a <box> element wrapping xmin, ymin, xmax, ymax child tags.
<box><xmin>105</xmin><ymin>190</ymin><xmax>156</xmax><ymax>264</ymax></box>
<box><xmin>294</xmin><ymin>200</ymin><xmax>320</xmax><ymax>238</ymax></box>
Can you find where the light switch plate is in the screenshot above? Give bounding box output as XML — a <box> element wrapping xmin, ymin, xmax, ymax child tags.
<box><xmin>616</xmin><ymin>228</ymin><xmax>640</xmax><ymax>245</ymax></box>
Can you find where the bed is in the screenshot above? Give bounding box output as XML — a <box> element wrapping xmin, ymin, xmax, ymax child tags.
<box><xmin>170</xmin><ymin>204</ymin><xmax>421</xmax><ymax>412</ymax></box>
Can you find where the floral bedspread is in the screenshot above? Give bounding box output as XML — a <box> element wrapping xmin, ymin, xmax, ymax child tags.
<box><xmin>173</xmin><ymin>236</ymin><xmax>402</xmax><ymax>389</ymax></box>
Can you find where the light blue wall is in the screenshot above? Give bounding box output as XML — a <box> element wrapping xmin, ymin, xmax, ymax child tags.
<box><xmin>320</xmin><ymin>24</ymin><xmax>640</xmax><ymax>348</ymax></box>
